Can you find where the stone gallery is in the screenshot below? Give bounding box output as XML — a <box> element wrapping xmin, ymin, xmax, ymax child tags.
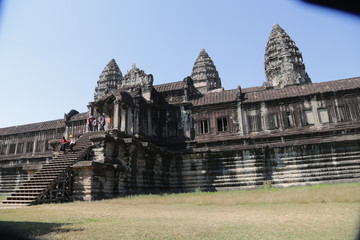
<box><xmin>1</xmin><ymin>24</ymin><xmax>360</xmax><ymax>205</ymax></box>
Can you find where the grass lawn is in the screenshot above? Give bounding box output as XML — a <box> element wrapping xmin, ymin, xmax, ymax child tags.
<box><xmin>1</xmin><ymin>182</ymin><xmax>360</xmax><ymax>240</ymax></box>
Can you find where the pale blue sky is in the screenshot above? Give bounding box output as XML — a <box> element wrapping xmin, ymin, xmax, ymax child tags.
<box><xmin>0</xmin><ymin>0</ymin><xmax>359</xmax><ymax>128</ymax></box>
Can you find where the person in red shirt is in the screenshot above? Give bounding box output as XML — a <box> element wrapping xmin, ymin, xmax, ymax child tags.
<box><xmin>107</xmin><ymin>116</ymin><xmax>113</xmax><ymax>130</ymax></box>
<box><xmin>88</xmin><ymin>116</ymin><xmax>94</xmax><ymax>131</ymax></box>
<box><xmin>60</xmin><ymin>136</ymin><xmax>68</xmax><ymax>153</ymax></box>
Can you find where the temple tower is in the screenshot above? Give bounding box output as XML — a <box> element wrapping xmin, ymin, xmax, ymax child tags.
<box><xmin>191</xmin><ymin>49</ymin><xmax>222</xmax><ymax>94</ymax></box>
<box><xmin>94</xmin><ymin>59</ymin><xmax>123</xmax><ymax>101</ymax></box>
<box><xmin>264</xmin><ymin>24</ymin><xmax>311</xmax><ymax>88</ymax></box>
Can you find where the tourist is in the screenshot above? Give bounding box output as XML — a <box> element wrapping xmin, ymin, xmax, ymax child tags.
<box><xmin>107</xmin><ymin>116</ymin><xmax>113</xmax><ymax>130</ymax></box>
<box><xmin>88</xmin><ymin>115</ymin><xmax>93</xmax><ymax>131</ymax></box>
<box><xmin>60</xmin><ymin>136</ymin><xmax>68</xmax><ymax>153</ymax></box>
<box><xmin>92</xmin><ymin>117</ymin><xmax>98</xmax><ymax>131</ymax></box>
<box><xmin>69</xmin><ymin>134</ymin><xmax>76</xmax><ymax>153</ymax></box>
<box><xmin>99</xmin><ymin>114</ymin><xmax>105</xmax><ymax>131</ymax></box>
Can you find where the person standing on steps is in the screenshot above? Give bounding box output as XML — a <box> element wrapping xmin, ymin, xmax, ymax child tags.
<box><xmin>88</xmin><ymin>115</ymin><xmax>94</xmax><ymax>132</ymax></box>
<box><xmin>99</xmin><ymin>114</ymin><xmax>105</xmax><ymax>131</ymax></box>
<box><xmin>92</xmin><ymin>117</ymin><xmax>98</xmax><ymax>131</ymax></box>
<box><xmin>106</xmin><ymin>115</ymin><xmax>113</xmax><ymax>130</ymax></box>
<box><xmin>69</xmin><ymin>134</ymin><xmax>76</xmax><ymax>153</ymax></box>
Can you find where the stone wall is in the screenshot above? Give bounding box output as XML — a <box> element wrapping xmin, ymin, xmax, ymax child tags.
<box><xmin>71</xmin><ymin>132</ymin><xmax>173</xmax><ymax>200</ymax></box>
<box><xmin>169</xmin><ymin>139</ymin><xmax>360</xmax><ymax>192</ymax></box>
<box><xmin>0</xmin><ymin>166</ymin><xmax>29</xmax><ymax>195</ymax></box>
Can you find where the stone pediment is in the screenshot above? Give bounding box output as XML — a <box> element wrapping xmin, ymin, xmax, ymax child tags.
<box><xmin>121</xmin><ymin>64</ymin><xmax>153</xmax><ymax>89</ymax></box>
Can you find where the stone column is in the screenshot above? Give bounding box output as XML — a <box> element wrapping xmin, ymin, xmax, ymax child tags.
<box><xmin>260</xmin><ymin>102</ymin><xmax>268</xmax><ymax>131</ymax></box>
<box><xmin>72</xmin><ymin>165</ymin><xmax>94</xmax><ymax>201</ymax></box>
<box><xmin>113</xmin><ymin>99</ymin><xmax>120</xmax><ymax>130</ymax></box>
<box><xmin>236</xmin><ymin>101</ymin><xmax>245</xmax><ymax>135</ymax></box>
<box><xmin>147</xmin><ymin>107</ymin><xmax>152</xmax><ymax>136</ymax></box>
<box><xmin>310</xmin><ymin>96</ymin><xmax>321</xmax><ymax>128</ymax></box>
<box><xmin>127</xmin><ymin>108</ymin><xmax>133</xmax><ymax>134</ymax></box>
<box><xmin>180</xmin><ymin>105</ymin><xmax>192</xmax><ymax>139</ymax></box>
<box><xmin>120</xmin><ymin>105</ymin><xmax>127</xmax><ymax>132</ymax></box>
<box><xmin>133</xmin><ymin>103</ymin><xmax>140</xmax><ymax>135</ymax></box>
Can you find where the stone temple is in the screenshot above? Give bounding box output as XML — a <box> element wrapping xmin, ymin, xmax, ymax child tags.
<box><xmin>1</xmin><ymin>24</ymin><xmax>360</xmax><ymax>205</ymax></box>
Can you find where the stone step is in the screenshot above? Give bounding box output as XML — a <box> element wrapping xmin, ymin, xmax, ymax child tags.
<box><xmin>38</xmin><ymin>169</ymin><xmax>64</xmax><ymax>173</ymax></box>
<box><xmin>41</xmin><ymin>166</ymin><xmax>73</xmax><ymax>170</ymax></box>
<box><xmin>21</xmin><ymin>183</ymin><xmax>51</xmax><ymax>188</ymax></box>
<box><xmin>41</xmin><ymin>164</ymin><xmax>71</xmax><ymax>168</ymax></box>
<box><xmin>49</xmin><ymin>160</ymin><xmax>77</xmax><ymax>164</ymax></box>
<box><xmin>17</xmin><ymin>187</ymin><xmax>48</xmax><ymax>191</ymax></box>
<box><xmin>180</xmin><ymin>152</ymin><xmax>358</xmax><ymax>168</ymax></box>
<box><xmin>30</xmin><ymin>174</ymin><xmax>59</xmax><ymax>178</ymax></box>
<box><xmin>10</xmin><ymin>190</ymin><xmax>43</xmax><ymax>194</ymax></box>
<box><xmin>279</xmin><ymin>150</ymin><xmax>360</xmax><ymax>162</ymax></box>
<box><xmin>214</xmin><ymin>174</ymin><xmax>265</xmax><ymax>180</ymax></box>
<box><xmin>25</xmin><ymin>178</ymin><xmax>55</xmax><ymax>182</ymax></box>
<box><xmin>209</xmin><ymin>180</ymin><xmax>264</xmax><ymax>188</ymax></box>
<box><xmin>278</xmin><ymin>155</ymin><xmax>360</xmax><ymax>166</ymax></box>
<box><xmin>273</xmin><ymin>170</ymin><xmax>360</xmax><ymax>182</ymax></box>
<box><xmin>11</xmin><ymin>192</ymin><xmax>41</xmax><ymax>197</ymax></box>
<box><xmin>273</xmin><ymin>159</ymin><xmax>360</xmax><ymax>172</ymax></box>
<box><xmin>40</xmin><ymin>167</ymin><xmax>71</xmax><ymax>171</ymax></box>
<box><xmin>272</xmin><ymin>172</ymin><xmax>360</xmax><ymax>184</ymax></box>
<box><xmin>273</xmin><ymin>164</ymin><xmax>360</xmax><ymax>176</ymax></box>
<box><xmin>2</xmin><ymin>200</ymin><xmax>33</xmax><ymax>205</ymax></box>
<box><xmin>6</xmin><ymin>196</ymin><xmax>37</xmax><ymax>201</ymax></box>
<box><xmin>210</xmin><ymin>167</ymin><xmax>360</xmax><ymax>182</ymax></box>
<box><xmin>28</xmin><ymin>177</ymin><xmax>57</xmax><ymax>181</ymax></box>
<box><xmin>38</xmin><ymin>166</ymin><xmax>70</xmax><ymax>170</ymax></box>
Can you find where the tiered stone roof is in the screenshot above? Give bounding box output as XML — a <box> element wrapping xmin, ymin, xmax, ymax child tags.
<box><xmin>264</xmin><ymin>24</ymin><xmax>311</xmax><ymax>88</ymax></box>
<box><xmin>190</xmin><ymin>77</ymin><xmax>360</xmax><ymax>106</ymax></box>
<box><xmin>247</xmin><ymin>76</ymin><xmax>359</xmax><ymax>103</ymax></box>
<box><xmin>0</xmin><ymin>112</ymin><xmax>88</xmax><ymax>136</ymax></box>
<box><xmin>94</xmin><ymin>59</ymin><xmax>123</xmax><ymax>101</ymax></box>
<box><xmin>191</xmin><ymin>49</ymin><xmax>222</xmax><ymax>94</ymax></box>
<box><xmin>0</xmin><ymin>119</ymin><xmax>64</xmax><ymax>136</ymax></box>
<box><xmin>154</xmin><ymin>81</ymin><xmax>185</xmax><ymax>92</ymax></box>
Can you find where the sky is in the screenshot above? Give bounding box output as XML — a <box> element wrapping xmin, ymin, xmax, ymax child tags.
<box><xmin>0</xmin><ymin>0</ymin><xmax>359</xmax><ymax>128</ymax></box>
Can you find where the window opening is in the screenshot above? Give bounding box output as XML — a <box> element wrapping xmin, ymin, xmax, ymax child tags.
<box><xmin>217</xmin><ymin>117</ymin><xmax>228</xmax><ymax>132</ymax></box>
<box><xmin>199</xmin><ymin>120</ymin><xmax>209</xmax><ymax>134</ymax></box>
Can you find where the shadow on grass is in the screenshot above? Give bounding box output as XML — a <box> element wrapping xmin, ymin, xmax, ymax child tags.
<box><xmin>0</xmin><ymin>221</ymin><xmax>83</xmax><ymax>240</ymax></box>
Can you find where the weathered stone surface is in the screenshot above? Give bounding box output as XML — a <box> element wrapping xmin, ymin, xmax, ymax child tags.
<box><xmin>191</xmin><ymin>49</ymin><xmax>222</xmax><ymax>94</ymax></box>
<box><xmin>94</xmin><ymin>59</ymin><xmax>123</xmax><ymax>101</ymax></box>
<box><xmin>1</xmin><ymin>24</ymin><xmax>359</xmax><ymax>202</ymax></box>
<box><xmin>264</xmin><ymin>24</ymin><xmax>311</xmax><ymax>88</ymax></box>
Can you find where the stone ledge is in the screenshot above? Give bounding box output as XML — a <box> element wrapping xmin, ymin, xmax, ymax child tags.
<box><xmin>72</xmin><ymin>161</ymin><xmax>115</xmax><ymax>170</ymax></box>
<box><xmin>89</xmin><ymin>133</ymin><xmax>107</xmax><ymax>142</ymax></box>
<box><xmin>22</xmin><ymin>163</ymin><xmax>42</xmax><ymax>171</ymax></box>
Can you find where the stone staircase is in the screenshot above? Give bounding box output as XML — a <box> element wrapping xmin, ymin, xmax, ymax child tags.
<box><xmin>1</xmin><ymin>132</ymin><xmax>96</xmax><ymax>206</ymax></box>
